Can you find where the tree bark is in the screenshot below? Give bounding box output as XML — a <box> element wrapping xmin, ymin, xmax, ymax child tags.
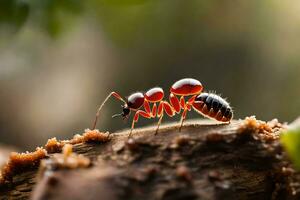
<box><xmin>0</xmin><ymin>118</ymin><xmax>299</xmax><ymax>200</ymax></box>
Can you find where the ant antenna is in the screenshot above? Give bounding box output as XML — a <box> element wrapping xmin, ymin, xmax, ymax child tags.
<box><xmin>92</xmin><ymin>92</ymin><xmax>126</xmax><ymax>130</ymax></box>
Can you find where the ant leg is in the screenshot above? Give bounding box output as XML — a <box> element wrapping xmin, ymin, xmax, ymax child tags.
<box><xmin>162</xmin><ymin>101</ymin><xmax>175</xmax><ymax>117</ymax></box>
<box><xmin>92</xmin><ymin>92</ymin><xmax>126</xmax><ymax>130</ymax></box>
<box><xmin>143</xmin><ymin>100</ymin><xmax>151</xmax><ymax>115</ymax></box>
<box><xmin>180</xmin><ymin>96</ymin><xmax>185</xmax><ymax>109</ymax></box>
<box><xmin>155</xmin><ymin>114</ymin><xmax>164</xmax><ymax>135</ymax></box>
<box><xmin>158</xmin><ymin>101</ymin><xmax>164</xmax><ymax>117</ymax></box>
<box><xmin>179</xmin><ymin>108</ymin><xmax>188</xmax><ymax>132</ymax></box>
<box><xmin>169</xmin><ymin>93</ymin><xmax>181</xmax><ymax>113</ymax></box>
<box><xmin>152</xmin><ymin>103</ymin><xmax>157</xmax><ymax>117</ymax></box>
<box><xmin>129</xmin><ymin>110</ymin><xmax>151</xmax><ymax>138</ymax></box>
<box><xmin>179</xmin><ymin>102</ymin><xmax>193</xmax><ymax>132</ymax></box>
<box><xmin>187</xmin><ymin>95</ymin><xmax>197</xmax><ymax>107</ymax></box>
<box><xmin>155</xmin><ymin>101</ymin><xmax>175</xmax><ymax>135</ymax></box>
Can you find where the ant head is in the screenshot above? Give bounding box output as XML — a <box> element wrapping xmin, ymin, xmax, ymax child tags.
<box><xmin>112</xmin><ymin>104</ymin><xmax>131</xmax><ymax>120</ymax></box>
<box><xmin>122</xmin><ymin>105</ymin><xmax>131</xmax><ymax>118</ymax></box>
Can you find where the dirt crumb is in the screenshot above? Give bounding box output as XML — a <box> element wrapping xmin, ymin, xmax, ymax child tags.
<box><xmin>0</xmin><ymin>145</ymin><xmax>18</xmax><ymax>171</ymax></box>
<box><xmin>45</xmin><ymin>138</ymin><xmax>64</xmax><ymax>153</ymax></box>
<box><xmin>170</xmin><ymin>135</ymin><xmax>193</xmax><ymax>149</ymax></box>
<box><xmin>176</xmin><ymin>165</ymin><xmax>192</xmax><ymax>182</ymax></box>
<box><xmin>126</xmin><ymin>138</ymin><xmax>139</xmax><ymax>152</ymax></box>
<box><xmin>238</xmin><ymin>116</ymin><xmax>285</xmax><ymax>141</ymax></box>
<box><xmin>54</xmin><ymin>144</ymin><xmax>90</xmax><ymax>169</ymax></box>
<box><xmin>44</xmin><ymin>130</ymin><xmax>110</xmax><ymax>154</ymax></box>
<box><xmin>41</xmin><ymin>144</ymin><xmax>90</xmax><ymax>172</ymax></box>
<box><xmin>82</xmin><ymin>129</ymin><xmax>110</xmax><ymax>143</ymax></box>
<box><xmin>69</xmin><ymin>134</ymin><xmax>84</xmax><ymax>145</ymax></box>
<box><xmin>0</xmin><ymin>147</ymin><xmax>47</xmax><ymax>183</ymax></box>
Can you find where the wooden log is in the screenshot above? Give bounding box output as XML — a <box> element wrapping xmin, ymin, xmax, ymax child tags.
<box><xmin>0</xmin><ymin>118</ymin><xmax>299</xmax><ymax>200</ymax></box>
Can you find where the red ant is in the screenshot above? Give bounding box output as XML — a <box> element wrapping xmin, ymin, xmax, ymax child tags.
<box><xmin>92</xmin><ymin>78</ymin><xmax>233</xmax><ymax>137</ymax></box>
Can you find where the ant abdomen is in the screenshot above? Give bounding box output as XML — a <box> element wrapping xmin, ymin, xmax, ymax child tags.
<box><xmin>193</xmin><ymin>93</ymin><xmax>233</xmax><ymax>122</ymax></box>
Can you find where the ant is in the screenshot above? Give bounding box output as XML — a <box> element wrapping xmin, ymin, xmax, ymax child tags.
<box><xmin>92</xmin><ymin>78</ymin><xmax>233</xmax><ymax>137</ymax></box>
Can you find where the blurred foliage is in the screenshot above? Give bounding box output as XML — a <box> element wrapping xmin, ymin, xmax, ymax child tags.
<box><xmin>20</xmin><ymin>0</ymin><xmax>83</xmax><ymax>38</ymax></box>
<box><xmin>96</xmin><ymin>0</ymin><xmax>147</xmax><ymax>5</ymax></box>
<box><xmin>0</xmin><ymin>0</ymin><xmax>148</xmax><ymax>38</ymax></box>
<box><xmin>30</xmin><ymin>0</ymin><xmax>83</xmax><ymax>37</ymax></box>
<box><xmin>0</xmin><ymin>0</ymin><xmax>300</xmax><ymax>149</ymax></box>
<box><xmin>0</xmin><ymin>0</ymin><xmax>29</xmax><ymax>33</ymax></box>
<box><xmin>281</xmin><ymin>128</ymin><xmax>300</xmax><ymax>170</ymax></box>
<box><xmin>0</xmin><ymin>0</ymin><xmax>83</xmax><ymax>37</ymax></box>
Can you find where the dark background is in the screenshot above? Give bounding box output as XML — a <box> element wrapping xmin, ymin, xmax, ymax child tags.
<box><xmin>0</xmin><ymin>0</ymin><xmax>299</xmax><ymax>150</ymax></box>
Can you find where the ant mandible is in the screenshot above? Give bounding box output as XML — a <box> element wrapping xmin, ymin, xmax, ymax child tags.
<box><xmin>92</xmin><ymin>78</ymin><xmax>233</xmax><ymax>137</ymax></box>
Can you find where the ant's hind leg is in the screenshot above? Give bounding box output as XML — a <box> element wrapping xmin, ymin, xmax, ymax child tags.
<box><xmin>179</xmin><ymin>102</ymin><xmax>193</xmax><ymax>132</ymax></box>
<box><xmin>179</xmin><ymin>104</ymin><xmax>192</xmax><ymax>132</ymax></box>
<box><xmin>179</xmin><ymin>109</ymin><xmax>188</xmax><ymax>132</ymax></box>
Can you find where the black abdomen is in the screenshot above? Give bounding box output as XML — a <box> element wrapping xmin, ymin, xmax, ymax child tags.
<box><xmin>192</xmin><ymin>93</ymin><xmax>233</xmax><ymax>122</ymax></box>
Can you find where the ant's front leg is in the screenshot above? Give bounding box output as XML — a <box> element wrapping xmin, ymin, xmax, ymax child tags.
<box><xmin>129</xmin><ymin>110</ymin><xmax>151</xmax><ymax>138</ymax></box>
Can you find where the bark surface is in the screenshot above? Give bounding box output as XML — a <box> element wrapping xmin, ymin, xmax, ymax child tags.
<box><xmin>0</xmin><ymin>119</ymin><xmax>299</xmax><ymax>200</ymax></box>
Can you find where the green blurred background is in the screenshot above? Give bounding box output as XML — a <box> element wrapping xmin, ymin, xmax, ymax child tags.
<box><xmin>0</xmin><ymin>0</ymin><xmax>299</xmax><ymax>150</ymax></box>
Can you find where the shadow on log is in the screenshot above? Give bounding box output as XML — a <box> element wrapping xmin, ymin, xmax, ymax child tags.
<box><xmin>0</xmin><ymin>117</ymin><xmax>300</xmax><ymax>200</ymax></box>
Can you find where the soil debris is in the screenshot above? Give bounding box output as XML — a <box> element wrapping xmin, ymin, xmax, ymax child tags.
<box><xmin>81</xmin><ymin>129</ymin><xmax>110</xmax><ymax>143</ymax></box>
<box><xmin>45</xmin><ymin>138</ymin><xmax>64</xmax><ymax>153</ymax></box>
<box><xmin>44</xmin><ymin>130</ymin><xmax>110</xmax><ymax>154</ymax></box>
<box><xmin>0</xmin><ymin>147</ymin><xmax>47</xmax><ymax>183</ymax></box>
<box><xmin>41</xmin><ymin>144</ymin><xmax>91</xmax><ymax>171</ymax></box>
<box><xmin>238</xmin><ymin>116</ymin><xmax>285</xmax><ymax>141</ymax></box>
<box><xmin>176</xmin><ymin>165</ymin><xmax>192</xmax><ymax>182</ymax></box>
